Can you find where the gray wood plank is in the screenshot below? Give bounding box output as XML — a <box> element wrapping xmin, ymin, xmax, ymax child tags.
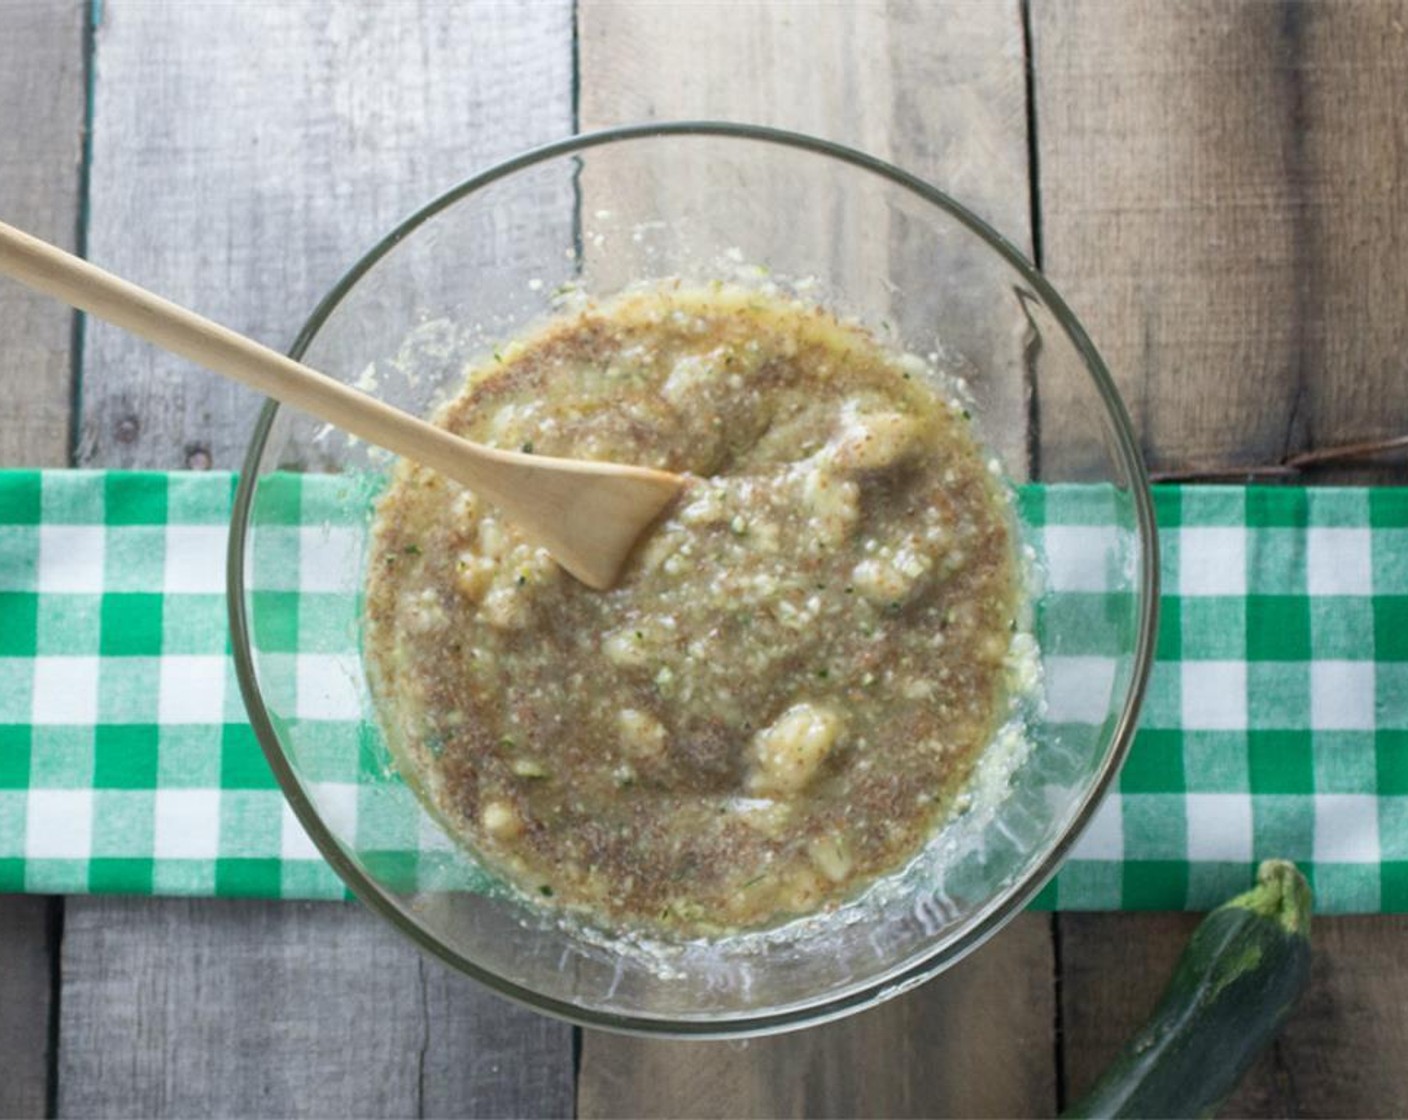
<box><xmin>578</xmin><ymin>913</ymin><xmax>1055</xmax><ymax>1120</ymax></box>
<box><xmin>62</xmin><ymin>2</ymin><xmax>576</xmax><ymax>1116</ymax></box>
<box><xmin>58</xmin><ymin>899</ymin><xmax>573</xmax><ymax>1120</ymax></box>
<box><xmin>0</xmin><ymin>0</ymin><xmax>86</xmax><ymax>466</ymax></box>
<box><xmin>1036</xmin><ymin>1</ymin><xmax>1408</xmax><ymax>1114</ymax></box>
<box><xmin>576</xmin><ymin>3</ymin><xmax>1054</xmax><ymax>1116</ymax></box>
<box><xmin>0</xmin><ymin>1</ymin><xmax>88</xmax><ymax>1116</ymax></box>
<box><xmin>77</xmin><ymin>0</ymin><xmax>575</xmax><ymax>472</ymax></box>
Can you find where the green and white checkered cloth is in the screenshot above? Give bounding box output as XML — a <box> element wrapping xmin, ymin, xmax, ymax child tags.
<box><xmin>1</xmin><ymin>471</ymin><xmax>1405</xmax><ymax>910</ymax></box>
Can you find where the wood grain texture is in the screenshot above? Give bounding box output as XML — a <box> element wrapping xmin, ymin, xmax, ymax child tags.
<box><xmin>1038</xmin><ymin>3</ymin><xmax>1408</xmax><ymax>1116</ymax></box>
<box><xmin>62</xmin><ymin>3</ymin><xmax>577</xmax><ymax>1117</ymax></box>
<box><xmin>579</xmin><ymin>913</ymin><xmax>1055</xmax><ymax>1120</ymax></box>
<box><xmin>77</xmin><ymin>0</ymin><xmax>575</xmax><ymax>471</ymax></box>
<box><xmin>0</xmin><ymin>0</ymin><xmax>86</xmax><ymax>465</ymax></box>
<box><xmin>1060</xmin><ymin>914</ymin><xmax>1408</xmax><ymax>1118</ymax></box>
<box><xmin>1032</xmin><ymin>0</ymin><xmax>1408</xmax><ymax>480</ymax></box>
<box><xmin>58</xmin><ymin>899</ymin><xmax>573</xmax><ymax>1120</ymax></box>
<box><xmin>577</xmin><ymin>9</ymin><xmax>1049</xmax><ymax>1111</ymax></box>
<box><xmin>0</xmin><ymin>2</ymin><xmax>87</xmax><ymax>1116</ymax></box>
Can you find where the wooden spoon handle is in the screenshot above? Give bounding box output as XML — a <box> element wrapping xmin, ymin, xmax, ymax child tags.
<box><xmin>0</xmin><ymin>218</ymin><xmax>479</xmax><ymax>474</ymax></box>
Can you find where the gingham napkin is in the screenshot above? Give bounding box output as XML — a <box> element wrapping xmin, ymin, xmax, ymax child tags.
<box><xmin>0</xmin><ymin>471</ymin><xmax>1405</xmax><ymax>911</ymax></box>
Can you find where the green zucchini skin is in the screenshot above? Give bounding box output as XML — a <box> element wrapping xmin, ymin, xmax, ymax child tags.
<box><xmin>1063</xmin><ymin>860</ymin><xmax>1312</xmax><ymax>1120</ymax></box>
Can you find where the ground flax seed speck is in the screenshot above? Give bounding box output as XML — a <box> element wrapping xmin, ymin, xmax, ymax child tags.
<box><xmin>365</xmin><ymin>284</ymin><xmax>1020</xmax><ymax>936</ymax></box>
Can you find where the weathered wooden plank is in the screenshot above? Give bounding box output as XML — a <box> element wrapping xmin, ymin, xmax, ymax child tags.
<box><xmin>1032</xmin><ymin>0</ymin><xmax>1408</xmax><ymax>480</ymax></box>
<box><xmin>0</xmin><ymin>0</ymin><xmax>85</xmax><ymax>464</ymax></box>
<box><xmin>576</xmin><ymin>3</ymin><xmax>1053</xmax><ymax>1115</ymax></box>
<box><xmin>1060</xmin><ymin>913</ymin><xmax>1408</xmax><ymax>1118</ymax></box>
<box><xmin>77</xmin><ymin>0</ymin><xmax>576</xmax><ymax>472</ymax></box>
<box><xmin>59</xmin><ymin>899</ymin><xmax>574</xmax><ymax>1120</ymax></box>
<box><xmin>0</xmin><ymin>2</ymin><xmax>87</xmax><ymax>1116</ymax></box>
<box><xmin>1036</xmin><ymin>2</ymin><xmax>1408</xmax><ymax>1115</ymax></box>
<box><xmin>62</xmin><ymin>2</ymin><xmax>577</xmax><ymax>1117</ymax></box>
<box><xmin>579</xmin><ymin>913</ymin><xmax>1055</xmax><ymax>1120</ymax></box>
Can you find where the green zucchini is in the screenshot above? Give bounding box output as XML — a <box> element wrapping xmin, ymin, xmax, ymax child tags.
<box><xmin>1063</xmin><ymin>859</ymin><xmax>1313</xmax><ymax>1120</ymax></box>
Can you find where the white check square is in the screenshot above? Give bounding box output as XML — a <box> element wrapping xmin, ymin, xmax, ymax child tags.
<box><xmin>1178</xmin><ymin>528</ymin><xmax>1246</xmax><ymax>596</ymax></box>
<box><xmin>37</xmin><ymin>526</ymin><xmax>105</xmax><ymax>593</ymax></box>
<box><xmin>153</xmin><ymin>789</ymin><xmax>222</xmax><ymax>859</ymax></box>
<box><xmin>298</xmin><ymin>527</ymin><xmax>363</xmax><ymax>593</ymax></box>
<box><xmin>1181</xmin><ymin>661</ymin><xmax>1247</xmax><ymax>731</ymax></box>
<box><xmin>163</xmin><ymin>526</ymin><xmax>228</xmax><ymax>594</ymax></box>
<box><xmin>295</xmin><ymin>654</ymin><xmax>363</xmax><ymax>720</ymax></box>
<box><xmin>280</xmin><ymin>802</ymin><xmax>322</xmax><ymax>861</ymax></box>
<box><xmin>1310</xmin><ymin>661</ymin><xmax>1376</xmax><ymax>731</ymax></box>
<box><xmin>26</xmin><ymin>789</ymin><xmax>93</xmax><ymax>860</ymax></box>
<box><xmin>31</xmin><ymin>656</ymin><xmax>99</xmax><ymax>726</ymax></box>
<box><xmin>1185</xmin><ymin>793</ymin><xmax>1252</xmax><ymax>861</ymax></box>
<box><xmin>158</xmin><ymin>655</ymin><xmax>228</xmax><ymax>724</ymax></box>
<box><xmin>1041</xmin><ymin>526</ymin><xmax>1122</xmax><ymax>593</ymax></box>
<box><xmin>1070</xmin><ymin>793</ymin><xmax>1123</xmax><ymax>860</ymax></box>
<box><xmin>1307</xmin><ymin>528</ymin><xmax>1373</xmax><ymax>596</ymax></box>
<box><xmin>1044</xmin><ymin>656</ymin><xmax>1118</xmax><ymax>725</ymax></box>
<box><xmin>1315</xmin><ymin>795</ymin><xmax>1380</xmax><ymax>863</ymax></box>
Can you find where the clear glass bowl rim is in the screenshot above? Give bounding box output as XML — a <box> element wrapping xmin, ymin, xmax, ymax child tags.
<box><xmin>227</xmin><ymin>120</ymin><xmax>1161</xmax><ymax>1037</ymax></box>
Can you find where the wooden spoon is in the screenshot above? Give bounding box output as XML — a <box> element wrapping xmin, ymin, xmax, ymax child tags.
<box><xmin>0</xmin><ymin>220</ymin><xmax>685</xmax><ymax>589</ymax></box>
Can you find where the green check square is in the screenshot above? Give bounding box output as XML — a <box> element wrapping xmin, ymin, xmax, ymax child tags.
<box><xmin>1370</xmin><ymin>490</ymin><xmax>1408</xmax><ymax>529</ymax></box>
<box><xmin>90</xmin><ymin>790</ymin><xmax>154</xmax><ymax>855</ymax></box>
<box><xmin>157</xmin><ymin>725</ymin><xmax>222</xmax><ymax>788</ymax></box>
<box><xmin>252</xmin><ymin>473</ymin><xmax>303</xmax><ymax>526</ymax></box>
<box><xmin>161</xmin><ymin>595</ymin><xmax>226</xmax><ymax>655</ymax></box>
<box><xmin>0</xmin><ymin>726</ymin><xmax>31</xmax><ymax>788</ymax></box>
<box><xmin>252</xmin><ymin>528</ymin><xmax>301</xmax><ymax>592</ymax></box>
<box><xmin>100</xmin><ymin>593</ymin><xmax>164</xmax><ymax>656</ymax></box>
<box><xmin>357</xmin><ymin>786</ymin><xmax>418</xmax><ymax>851</ymax></box>
<box><xmin>1308</xmin><ymin>488</ymin><xmax>1369</xmax><ymax>528</ymax></box>
<box><xmin>1247</xmin><ymin>595</ymin><xmax>1310</xmax><ymax>661</ymax></box>
<box><xmin>1247</xmin><ymin>662</ymin><xmax>1310</xmax><ymax>730</ymax></box>
<box><xmin>1027</xmin><ymin>878</ymin><xmax>1057</xmax><ymax>910</ymax></box>
<box><xmin>1187</xmin><ymin>862</ymin><xmax>1256</xmax><ymax>909</ymax></box>
<box><xmin>0</xmin><ymin>858</ymin><xmax>22</xmax><ymax>891</ymax></box>
<box><xmin>167</xmin><ymin>472</ymin><xmax>235</xmax><ymax>524</ymax></box>
<box><xmin>1313</xmin><ymin>863</ymin><xmax>1379</xmax><ymax>911</ymax></box>
<box><xmin>1181</xmin><ymin>487</ymin><xmax>1245</xmax><ymax>527</ymax></box>
<box><xmin>1379</xmin><ymin>799</ymin><xmax>1408</xmax><ymax>860</ymax></box>
<box><xmin>1139</xmin><ymin>661</ymin><xmax>1182</xmax><ymax>730</ymax></box>
<box><xmin>1380</xmin><ymin>665</ymin><xmax>1408</xmax><ymax>729</ymax></box>
<box><xmin>1375</xmin><ymin>597</ymin><xmax>1408</xmax><ymax>661</ymax></box>
<box><xmin>1252</xmin><ymin>795</ymin><xmax>1314</xmax><ymax>860</ymax></box>
<box><xmin>96</xmin><ymin>658</ymin><xmax>161</xmax><ymax>724</ymax></box>
<box><xmin>29</xmin><ymin>726</ymin><xmax>93</xmax><ymax>788</ymax></box>
<box><xmin>251</xmin><ymin>591</ymin><xmax>299</xmax><ymax>653</ymax></box>
<box><xmin>1311</xmin><ymin>598</ymin><xmax>1375</xmax><ymax>660</ymax></box>
<box><xmin>281</xmin><ymin>860</ymin><xmax>347</xmax><ymax>900</ymax></box>
<box><xmin>151</xmin><ymin>860</ymin><xmax>216</xmax><ymax>895</ymax></box>
<box><xmin>104</xmin><ymin>473</ymin><xmax>168</xmax><ymax>525</ymax></box>
<box><xmin>219</xmin><ymin>791</ymin><xmax>283</xmax><ymax>857</ymax></box>
<box><xmin>89</xmin><ymin>858</ymin><xmax>154</xmax><ymax>893</ymax></box>
<box><xmin>1245</xmin><ymin>486</ymin><xmax>1306</xmax><ymax>528</ymax></box>
<box><xmin>221</xmin><ymin>723</ymin><xmax>276</xmax><ymax>789</ymax></box>
<box><xmin>0</xmin><ymin>526</ymin><xmax>38</xmax><ymax>592</ymax></box>
<box><xmin>36</xmin><ymin>595</ymin><xmax>99</xmax><ymax>655</ymax></box>
<box><xmin>1016</xmin><ymin>484</ymin><xmax>1044</xmax><ymax>527</ymax></box>
<box><xmin>1121</xmin><ymin>860</ymin><xmax>1189</xmax><ymax>909</ymax></box>
<box><xmin>1248</xmin><ymin>730</ymin><xmax>1313</xmax><ymax>794</ymax></box>
<box><xmin>1184</xmin><ymin>732</ymin><xmax>1249</xmax><ymax>792</ymax></box>
<box><xmin>1181</xmin><ymin>597</ymin><xmax>1245</xmax><ymax>659</ymax></box>
<box><xmin>1382</xmin><ymin>862</ymin><xmax>1408</xmax><ymax>912</ymax></box>
<box><xmin>1122</xmin><ymin>794</ymin><xmax>1187</xmax><ymax>858</ymax></box>
<box><xmin>41</xmin><ymin>472</ymin><xmax>103</xmax><ymax>523</ymax></box>
<box><xmin>0</xmin><ymin>792</ymin><xmax>25</xmax><ymax>856</ymax></box>
<box><xmin>1314</xmin><ymin>732</ymin><xmax>1377</xmax><ymax>793</ymax></box>
<box><xmin>1121</xmin><ymin>729</ymin><xmax>1184</xmax><ymax>793</ymax></box>
<box><xmin>1375</xmin><ymin>531</ymin><xmax>1408</xmax><ymax>594</ymax></box>
<box><xmin>1152</xmin><ymin>485</ymin><xmax>1181</xmax><ymax>528</ymax></box>
<box><xmin>0</xmin><ymin>594</ymin><xmax>37</xmax><ymax>655</ymax></box>
<box><xmin>0</xmin><ymin>662</ymin><xmax>33</xmax><ymax>723</ymax></box>
<box><xmin>104</xmin><ymin>526</ymin><xmax>166</xmax><ymax>592</ymax></box>
<box><xmin>1379</xmin><ymin>732</ymin><xmax>1408</xmax><ymax>796</ymax></box>
<box><xmin>93</xmin><ymin>725</ymin><xmax>160</xmax><ymax>788</ymax></box>
<box><xmin>299</xmin><ymin>594</ymin><xmax>360</xmax><ymax>654</ymax></box>
<box><xmin>1051</xmin><ymin>860</ymin><xmax>1125</xmax><ymax>909</ymax></box>
<box><xmin>1156</xmin><ymin>596</ymin><xmax>1182</xmax><ymax>660</ymax></box>
<box><xmin>0</xmin><ymin>471</ymin><xmax>41</xmax><ymax>524</ymax></box>
<box><xmin>216</xmin><ymin>858</ymin><xmax>283</xmax><ymax>896</ymax></box>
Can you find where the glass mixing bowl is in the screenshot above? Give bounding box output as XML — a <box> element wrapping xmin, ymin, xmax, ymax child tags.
<box><xmin>229</xmin><ymin>123</ymin><xmax>1158</xmax><ymax>1036</ymax></box>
